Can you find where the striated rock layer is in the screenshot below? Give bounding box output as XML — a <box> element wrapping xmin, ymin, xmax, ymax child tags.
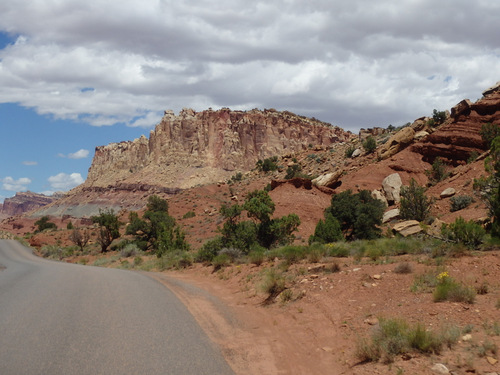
<box><xmin>411</xmin><ymin>84</ymin><xmax>500</xmax><ymax>165</ymax></box>
<box><xmin>85</xmin><ymin>108</ymin><xmax>354</xmax><ymax>190</ymax></box>
<box><xmin>1</xmin><ymin>191</ymin><xmax>61</xmax><ymax>217</ymax></box>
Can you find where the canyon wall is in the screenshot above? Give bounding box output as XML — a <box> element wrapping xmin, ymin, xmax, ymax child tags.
<box><xmin>85</xmin><ymin>108</ymin><xmax>354</xmax><ymax>189</ymax></box>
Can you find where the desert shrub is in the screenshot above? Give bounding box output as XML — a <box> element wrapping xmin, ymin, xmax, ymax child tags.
<box><xmin>260</xmin><ymin>268</ymin><xmax>286</xmax><ymax>298</ymax></box>
<box><xmin>441</xmin><ymin>217</ymin><xmax>485</xmax><ymax>248</ymax></box>
<box><xmin>196</xmin><ymin>237</ymin><xmax>223</xmax><ymax>263</ymax></box>
<box><xmin>212</xmin><ymin>253</ymin><xmax>231</xmax><ymax>270</ymax></box>
<box><xmin>400</xmin><ymin>179</ymin><xmax>431</xmax><ymax>221</ymax></box>
<box><xmin>480</xmin><ymin>122</ymin><xmax>500</xmax><ymax>148</ymax></box>
<box><xmin>34</xmin><ymin>216</ymin><xmax>57</xmax><ymax>233</ymax></box>
<box><xmin>426</xmin><ymin>157</ymin><xmax>449</xmax><ymax>185</ymax></box>
<box><xmin>248</xmin><ymin>249</ymin><xmax>265</xmax><ymax>266</ymax></box>
<box><xmin>256</xmin><ymin>156</ymin><xmax>279</xmax><ymax>172</ymax></box>
<box><xmin>433</xmin><ymin>272</ymin><xmax>476</xmax><ymax>304</ymax></box>
<box><xmin>91</xmin><ymin>209</ymin><xmax>122</xmax><ymax>252</ymax></box>
<box><xmin>467</xmin><ymin>151</ymin><xmax>479</xmax><ymax>164</ymax></box>
<box><xmin>326</xmin><ymin>243</ymin><xmax>350</xmax><ymax>257</ymax></box>
<box><xmin>39</xmin><ymin>245</ymin><xmax>74</xmax><ymax>259</ymax></box>
<box><xmin>120</xmin><ymin>243</ymin><xmax>143</xmax><ymax>258</ymax></box>
<box><xmin>362</xmin><ymin>136</ymin><xmax>377</xmax><ymax>154</ymax></box>
<box><xmin>66</xmin><ymin>221</ymin><xmax>74</xmax><ymax>230</ymax></box>
<box><xmin>285</xmin><ymin>164</ymin><xmax>304</xmax><ymax>179</ymax></box>
<box><xmin>411</xmin><ymin>270</ymin><xmax>440</xmax><ymax>292</ymax></box>
<box><xmin>281</xmin><ymin>245</ymin><xmax>308</xmax><ymax>264</ymax></box>
<box><xmin>308</xmin><ymin>213</ymin><xmax>343</xmax><ymax>244</ymax></box>
<box><xmin>394</xmin><ymin>262</ymin><xmax>413</xmax><ymax>274</ymax></box>
<box><xmin>450</xmin><ymin>195</ymin><xmax>474</xmax><ymax>212</ymax></box>
<box><xmin>157</xmin><ymin>250</ymin><xmax>193</xmax><ymax>270</ymax></box>
<box><xmin>133</xmin><ymin>256</ymin><xmax>143</xmax><ymax>266</ymax></box>
<box><xmin>431</xmin><ymin>109</ymin><xmax>447</xmax><ymax>126</ymax></box>
<box><xmin>307</xmin><ymin>246</ymin><xmax>325</xmax><ymax>263</ymax></box>
<box><xmin>355</xmin><ymin>318</ymin><xmax>446</xmax><ymax>363</ymax></box>
<box><xmin>218</xmin><ymin>247</ymin><xmax>243</xmax><ymax>262</ymax></box>
<box><xmin>345</xmin><ymin>145</ymin><xmax>356</xmax><ymax>158</ymax></box>
<box><xmin>182</xmin><ymin>211</ymin><xmax>196</xmax><ymax>219</ymax></box>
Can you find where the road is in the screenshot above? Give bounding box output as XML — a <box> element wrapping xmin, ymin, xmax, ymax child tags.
<box><xmin>0</xmin><ymin>240</ymin><xmax>234</xmax><ymax>375</ymax></box>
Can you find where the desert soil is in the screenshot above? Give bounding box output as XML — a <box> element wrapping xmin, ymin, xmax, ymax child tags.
<box><xmin>146</xmin><ymin>251</ymin><xmax>500</xmax><ymax>375</ymax></box>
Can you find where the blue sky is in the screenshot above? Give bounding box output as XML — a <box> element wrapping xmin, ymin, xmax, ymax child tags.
<box><xmin>1</xmin><ymin>0</ymin><xmax>499</xmax><ymax>202</ymax></box>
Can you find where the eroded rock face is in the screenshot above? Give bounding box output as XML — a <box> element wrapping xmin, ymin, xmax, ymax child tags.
<box><xmin>1</xmin><ymin>192</ymin><xmax>59</xmax><ymax>217</ymax></box>
<box><xmin>86</xmin><ymin>108</ymin><xmax>354</xmax><ymax>189</ymax></box>
<box><xmin>412</xmin><ymin>88</ymin><xmax>500</xmax><ymax>165</ymax></box>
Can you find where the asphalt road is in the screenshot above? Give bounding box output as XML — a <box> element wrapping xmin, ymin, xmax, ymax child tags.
<box><xmin>0</xmin><ymin>240</ymin><xmax>234</xmax><ymax>375</ymax></box>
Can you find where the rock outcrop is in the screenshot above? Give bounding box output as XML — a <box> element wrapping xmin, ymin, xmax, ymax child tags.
<box><xmin>1</xmin><ymin>191</ymin><xmax>60</xmax><ymax>217</ymax></box>
<box><xmin>85</xmin><ymin>108</ymin><xmax>354</xmax><ymax>190</ymax></box>
<box><xmin>411</xmin><ymin>85</ymin><xmax>500</xmax><ymax>165</ymax></box>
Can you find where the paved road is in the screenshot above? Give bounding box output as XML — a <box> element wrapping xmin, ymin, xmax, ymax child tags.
<box><xmin>0</xmin><ymin>240</ymin><xmax>234</xmax><ymax>375</ymax></box>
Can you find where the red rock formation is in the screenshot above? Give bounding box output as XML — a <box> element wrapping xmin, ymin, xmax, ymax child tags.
<box><xmin>1</xmin><ymin>191</ymin><xmax>59</xmax><ymax>217</ymax></box>
<box><xmin>411</xmin><ymin>85</ymin><xmax>500</xmax><ymax>165</ymax></box>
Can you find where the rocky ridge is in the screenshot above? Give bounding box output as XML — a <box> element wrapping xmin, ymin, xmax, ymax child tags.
<box><xmin>0</xmin><ymin>191</ymin><xmax>62</xmax><ymax>217</ymax></box>
<box><xmin>85</xmin><ymin>108</ymin><xmax>353</xmax><ymax>190</ymax></box>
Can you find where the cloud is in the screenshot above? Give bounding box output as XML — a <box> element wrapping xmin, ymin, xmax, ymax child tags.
<box><xmin>47</xmin><ymin>172</ymin><xmax>84</xmax><ymax>191</ymax></box>
<box><xmin>2</xmin><ymin>176</ymin><xmax>31</xmax><ymax>191</ymax></box>
<box><xmin>22</xmin><ymin>161</ymin><xmax>38</xmax><ymax>166</ymax></box>
<box><xmin>58</xmin><ymin>149</ymin><xmax>90</xmax><ymax>159</ymax></box>
<box><xmin>0</xmin><ymin>0</ymin><xmax>499</xmax><ymax>130</ymax></box>
<box><xmin>68</xmin><ymin>149</ymin><xmax>89</xmax><ymax>159</ymax></box>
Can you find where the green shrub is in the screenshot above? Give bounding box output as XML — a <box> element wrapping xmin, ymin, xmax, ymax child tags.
<box><xmin>426</xmin><ymin>157</ymin><xmax>449</xmax><ymax>184</ymax></box>
<box><xmin>120</xmin><ymin>243</ymin><xmax>143</xmax><ymax>258</ymax></box>
<box><xmin>248</xmin><ymin>249</ymin><xmax>265</xmax><ymax>266</ymax></box>
<box><xmin>355</xmin><ymin>318</ymin><xmax>445</xmax><ymax>364</ymax></box>
<box><xmin>441</xmin><ymin>217</ymin><xmax>485</xmax><ymax>248</ymax></box>
<box><xmin>308</xmin><ymin>213</ymin><xmax>343</xmax><ymax>244</ymax></box>
<box><xmin>281</xmin><ymin>245</ymin><xmax>308</xmax><ymax>264</ymax></box>
<box><xmin>260</xmin><ymin>268</ymin><xmax>286</xmax><ymax>298</ymax></box>
<box><xmin>432</xmin><ymin>109</ymin><xmax>447</xmax><ymax>125</ymax></box>
<box><xmin>157</xmin><ymin>250</ymin><xmax>193</xmax><ymax>270</ymax></box>
<box><xmin>212</xmin><ymin>253</ymin><xmax>231</xmax><ymax>270</ymax></box>
<box><xmin>195</xmin><ymin>237</ymin><xmax>223</xmax><ymax>263</ymax></box>
<box><xmin>324</xmin><ymin>190</ymin><xmax>384</xmax><ymax>241</ymax></box>
<box><xmin>480</xmin><ymin>122</ymin><xmax>500</xmax><ymax>148</ymax></box>
<box><xmin>433</xmin><ymin>273</ymin><xmax>476</xmax><ymax>304</ymax></box>
<box><xmin>450</xmin><ymin>195</ymin><xmax>474</xmax><ymax>212</ymax></box>
<box><xmin>345</xmin><ymin>145</ymin><xmax>356</xmax><ymax>158</ymax></box>
<box><xmin>182</xmin><ymin>211</ymin><xmax>196</xmax><ymax>219</ymax></box>
<box><xmin>34</xmin><ymin>216</ymin><xmax>57</xmax><ymax>233</ymax></box>
<box><xmin>285</xmin><ymin>164</ymin><xmax>304</xmax><ymax>179</ymax></box>
<box><xmin>400</xmin><ymin>179</ymin><xmax>431</xmax><ymax>221</ymax></box>
<box><xmin>362</xmin><ymin>136</ymin><xmax>377</xmax><ymax>154</ymax></box>
<box><xmin>256</xmin><ymin>156</ymin><xmax>279</xmax><ymax>172</ymax></box>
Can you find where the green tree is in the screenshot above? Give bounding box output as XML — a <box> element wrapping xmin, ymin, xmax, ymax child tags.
<box><xmin>325</xmin><ymin>190</ymin><xmax>384</xmax><ymax>240</ymax></box>
<box><xmin>432</xmin><ymin>109</ymin><xmax>447</xmax><ymax>125</ymax></box>
<box><xmin>426</xmin><ymin>157</ymin><xmax>448</xmax><ymax>185</ymax></box>
<box><xmin>400</xmin><ymin>179</ymin><xmax>431</xmax><ymax>222</ymax></box>
<box><xmin>69</xmin><ymin>228</ymin><xmax>90</xmax><ymax>251</ymax></box>
<box><xmin>480</xmin><ymin>122</ymin><xmax>500</xmax><ymax>148</ymax></box>
<box><xmin>126</xmin><ymin>195</ymin><xmax>188</xmax><ymax>256</ymax></box>
<box><xmin>309</xmin><ymin>213</ymin><xmax>343</xmax><ymax>244</ymax></box>
<box><xmin>362</xmin><ymin>136</ymin><xmax>377</xmax><ymax>154</ymax></box>
<box><xmin>34</xmin><ymin>216</ymin><xmax>57</xmax><ymax>233</ymax></box>
<box><xmin>91</xmin><ymin>209</ymin><xmax>121</xmax><ymax>252</ymax></box>
<box><xmin>256</xmin><ymin>156</ymin><xmax>279</xmax><ymax>172</ymax></box>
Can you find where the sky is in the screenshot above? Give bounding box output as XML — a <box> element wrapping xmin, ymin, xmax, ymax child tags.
<box><xmin>0</xmin><ymin>0</ymin><xmax>499</xmax><ymax>202</ymax></box>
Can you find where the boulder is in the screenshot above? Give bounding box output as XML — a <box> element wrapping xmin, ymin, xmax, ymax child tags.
<box><xmin>371</xmin><ymin>190</ymin><xmax>388</xmax><ymax>207</ymax></box>
<box><xmin>383</xmin><ymin>208</ymin><xmax>400</xmax><ymax>223</ymax></box>
<box><xmin>382</xmin><ymin>173</ymin><xmax>403</xmax><ymax>204</ymax></box>
<box><xmin>426</xmin><ymin>219</ymin><xmax>446</xmax><ymax>237</ymax></box>
<box><xmin>411</xmin><ymin>117</ymin><xmax>428</xmax><ymax>132</ymax></box>
<box><xmin>414</xmin><ymin>130</ymin><xmax>429</xmax><ymax>140</ymax></box>
<box><xmin>440</xmin><ymin>188</ymin><xmax>456</xmax><ymax>199</ymax></box>
<box><xmin>378</xmin><ymin>127</ymin><xmax>415</xmax><ymax>160</ymax></box>
<box><xmin>450</xmin><ymin>99</ymin><xmax>472</xmax><ymax>119</ymax></box>
<box><xmin>393</xmin><ymin>220</ymin><xmax>422</xmax><ymax>237</ymax></box>
<box><xmin>312</xmin><ymin>170</ymin><xmax>343</xmax><ymax>188</ymax></box>
<box><xmin>351</xmin><ymin>149</ymin><xmax>362</xmax><ymax>158</ymax></box>
<box><xmin>482</xmin><ymin>81</ymin><xmax>500</xmax><ymax>96</ymax></box>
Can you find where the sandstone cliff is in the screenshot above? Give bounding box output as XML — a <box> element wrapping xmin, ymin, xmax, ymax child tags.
<box><xmin>85</xmin><ymin>108</ymin><xmax>354</xmax><ymax>190</ymax></box>
<box><xmin>1</xmin><ymin>191</ymin><xmax>60</xmax><ymax>217</ymax></box>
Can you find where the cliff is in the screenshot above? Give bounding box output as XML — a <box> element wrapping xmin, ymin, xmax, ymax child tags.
<box><xmin>1</xmin><ymin>191</ymin><xmax>60</xmax><ymax>217</ymax></box>
<box><xmin>84</xmin><ymin>108</ymin><xmax>354</xmax><ymax>189</ymax></box>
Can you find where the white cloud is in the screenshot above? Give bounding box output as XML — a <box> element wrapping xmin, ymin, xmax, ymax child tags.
<box><xmin>22</xmin><ymin>161</ymin><xmax>38</xmax><ymax>166</ymax></box>
<box><xmin>68</xmin><ymin>149</ymin><xmax>89</xmax><ymax>159</ymax></box>
<box><xmin>2</xmin><ymin>176</ymin><xmax>31</xmax><ymax>191</ymax></box>
<box><xmin>0</xmin><ymin>0</ymin><xmax>499</xmax><ymax>130</ymax></box>
<box><xmin>47</xmin><ymin>173</ymin><xmax>84</xmax><ymax>191</ymax></box>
